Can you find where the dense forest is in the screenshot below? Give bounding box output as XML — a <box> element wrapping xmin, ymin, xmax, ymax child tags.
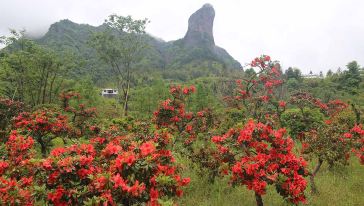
<box><xmin>0</xmin><ymin>4</ymin><xmax>364</xmax><ymax>206</ymax></box>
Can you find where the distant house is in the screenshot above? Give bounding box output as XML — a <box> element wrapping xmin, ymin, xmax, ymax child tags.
<box><xmin>302</xmin><ymin>71</ymin><xmax>324</xmax><ymax>79</ymax></box>
<box><xmin>101</xmin><ymin>89</ymin><xmax>118</xmax><ymax>98</ymax></box>
<box><xmin>303</xmin><ymin>74</ymin><xmax>322</xmax><ymax>79</ymax></box>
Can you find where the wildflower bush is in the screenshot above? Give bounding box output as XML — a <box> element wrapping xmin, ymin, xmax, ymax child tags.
<box><xmin>212</xmin><ymin>120</ymin><xmax>308</xmax><ymax>205</ymax></box>
<box><xmin>13</xmin><ymin>108</ymin><xmax>70</xmax><ymax>157</ymax></box>
<box><xmin>153</xmin><ymin>85</ymin><xmax>219</xmax><ymax>182</ymax></box>
<box><xmin>0</xmin><ymin>124</ymin><xmax>190</xmax><ymax>206</ymax></box>
<box><xmin>0</xmin><ymin>98</ymin><xmax>24</xmax><ymax>139</ymax></box>
<box><xmin>39</xmin><ymin>131</ymin><xmax>190</xmax><ymax>205</ymax></box>
<box><xmin>59</xmin><ymin>91</ymin><xmax>97</xmax><ymax>136</ymax></box>
<box><xmin>209</xmin><ymin>56</ymin><xmax>309</xmax><ymax>206</ymax></box>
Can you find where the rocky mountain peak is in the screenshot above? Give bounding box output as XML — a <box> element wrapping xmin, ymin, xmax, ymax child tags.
<box><xmin>183</xmin><ymin>3</ymin><xmax>215</xmax><ymax>48</ymax></box>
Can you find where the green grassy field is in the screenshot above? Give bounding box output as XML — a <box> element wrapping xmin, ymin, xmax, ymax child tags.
<box><xmin>178</xmin><ymin>158</ymin><xmax>364</xmax><ymax>206</ymax></box>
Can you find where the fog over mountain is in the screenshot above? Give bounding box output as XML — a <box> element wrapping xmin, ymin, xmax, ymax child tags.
<box><xmin>1</xmin><ymin>0</ymin><xmax>364</xmax><ymax>73</ymax></box>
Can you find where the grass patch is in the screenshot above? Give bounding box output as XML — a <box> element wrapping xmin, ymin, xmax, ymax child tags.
<box><xmin>178</xmin><ymin>158</ymin><xmax>364</xmax><ymax>206</ymax></box>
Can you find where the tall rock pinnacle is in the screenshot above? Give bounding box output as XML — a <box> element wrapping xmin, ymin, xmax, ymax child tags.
<box><xmin>183</xmin><ymin>3</ymin><xmax>215</xmax><ymax>48</ymax></box>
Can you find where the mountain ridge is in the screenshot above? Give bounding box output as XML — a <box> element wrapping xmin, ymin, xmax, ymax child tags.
<box><xmin>35</xmin><ymin>4</ymin><xmax>241</xmax><ymax>83</ymax></box>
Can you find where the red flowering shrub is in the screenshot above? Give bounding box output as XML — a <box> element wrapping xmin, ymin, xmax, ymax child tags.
<box><xmin>5</xmin><ymin>131</ymin><xmax>35</xmax><ymax>166</ymax></box>
<box><xmin>13</xmin><ymin>108</ymin><xmax>70</xmax><ymax>157</ymax></box>
<box><xmin>39</xmin><ymin>130</ymin><xmax>189</xmax><ymax>205</ymax></box>
<box><xmin>153</xmin><ymin>85</ymin><xmax>220</xmax><ymax>182</ymax></box>
<box><xmin>288</xmin><ymin>91</ymin><xmax>364</xmax><ymax>194</ymax></box>
<box><xmin>1</xmin><ymin>121</ymin><xmax>189</xmax><ymax>206</ymax></box>
<box><xmin>0</xmin><ymin>98</ymin><xmax>24</xmax><ymax>139</ymax></box>
<box><xmin>59</xmin><ymin>91</ymin><xmax>80</xmax><ymax>110</ymax></box>
<box><xmin>303</xmin><ymin>109</ymin><xmax>355</xmax><ymax>165</ymax></box>
<box><xmin>288</xmin><ymin>92</ymin><xmax>350</xmax><ymax>140</ymax></box>
<box><xmin>212</xmin><ymin>120</ymin><xmax>308</xmax><ymax>205</ymax></box>
<box><xmin>0</xmin><ymin>131</ymin><xmax>36</xmax><ymax>205</ymax></box>
<box><xmin>302</xmin><ymin>108</ymin><xmax>356</xmax><ymax>193</ymax></box>
<box><xmin>349</xmin><ymin>124</ymin><xmax>364</xmax><ymax>164</ymax></box>
<box><xmin>153</xmin><ymin>85</ymin><xmax>213</xmax><ymax>145</ymax></box>
<box><xmin>153</xmin><ymin>85</ymin><xmax>195</xmax><ymax>130</ymax></box>
<box><xmin>290</xmin><ymin>92</ymin><xmax>348</xmax><ymax>119</ymax></box>
<box><xmin>59</xmin><ymin>91</ymin><xmax>97</xmax><ymax>136</ymax></box>
<box><xmin>231</xmin><ymin>55</ymin><xmax>285</xmax><ymax>126</ymax></box>
<box><xmin>0</xmin><ymin>176</ymin><xmax>34</xmax><ymax>206</ymax></box>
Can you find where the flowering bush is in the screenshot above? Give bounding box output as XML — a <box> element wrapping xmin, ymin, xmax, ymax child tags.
<box><xmin>350</xmin><ymin>124</ymin><xmax>364</xmax><ymax>164</ymax></box>
<box><xmin>40</xmin><ymin>129</ymin><xmax>189</xmax><ymax>205</ymax></box>
<box><xmin>212</xmin><ymin>120</ymin><xmax>308</xmax><ymax>205</ymax></box>
<box><xmin>59</xmin><ymin>91</ymin><xmax>97</xmax><ymax>136</ymax></box>
<box><xmin>153</xmin><ymin>85</ymin><xmax>220</xmax><ymax>182</ymax></box>
<box><xmin>153</xmin><ymin>85</ymin><xmax>214</xmax><ymax>145</ymax></box>
<box><xmin>230</xmin><ymin>55</ymin><xmax>286</xmax><ymax>127</ymax></box>
<box><xmin>0</xmin><ymin>131</ymin><xmax>36</xmax><ymax>205</ymax></box>
<box><xmin>1</xmin><ymin>123</ymin><xmax>189</xmax><ymax>205</ymax></box>
<box><xmin>302</xmin><ymin>107</ymin><xmax>357</xmax><ymax>193</ymax></box>
<box><xmin>13</xmin><ymin>108</ymin><xmax>70</xmax><ymax>157</ymax></box>
<box><xmin>209</xmin><ymin>56</ymin><xmax>310</xmax><ymax>205</ymax></box>
<box><xmin>0</xmin><ymin>98</ymin><xmax>24</xmax><ymax>139</ymax></box>
<box><xmin>290</xmin><ymin>92</ymin><xmax>348</xmax><ymax>119</ymax></box>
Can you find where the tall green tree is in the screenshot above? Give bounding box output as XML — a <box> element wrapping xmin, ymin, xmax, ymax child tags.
<box><xmin>285</xmin><ymin>67</ymin><xmax>302</xmax><ymax>81</ymax></box>
<box><xmin>336</xmin><ymin>61</ymin><xmax>362</xmax><ymax>94</ymax></box>
<box><xmin>90</xmin><ymin>15</ymin><xmax>149</xmax><ymax>116</ymax></box>
<box><xmin>0</xmin><ymin>30</ymin><xmax>72</xmax><ymax>106</ymax></box>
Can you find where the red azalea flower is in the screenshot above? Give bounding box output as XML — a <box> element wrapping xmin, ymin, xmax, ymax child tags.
<box><xmin>140</xmin><ymin>141</ymin><xmax>156</xmax><ymax>156</ymax></box>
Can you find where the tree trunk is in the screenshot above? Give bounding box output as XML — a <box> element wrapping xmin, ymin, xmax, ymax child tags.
<box><xmin>255</xmin><ymin>193</ymin><xmax>263</xmax><ymax>206</ymax></box>
<box><xmin>123</xmin><ymin>67</ymin><xmax>131</xmax><ymax>116</ymax></box>
<box><xmin>351</xmin><ymin>103</ymin><xmax>361</xmax><ymax>124</ymax></box>
<box><xmin>310</xmin><ymin>159</ymin><xmax>323</xmax><ymax>194</ymax></box>
<box><xmin>42</xmin><ymin>69</ymin><xmax>50</xmax><ymax>104</ymax></box>
<box><xmin>48</xmin><ymin>72</ymin><xmax>57</xmax><ymax>104</ymax></box>
<box><xmin>39</xmin><ymin>140</ymin><xmax>47</xmax><ymax>158</ymax></box>
<box><xmin>37</xmin><ymin>63</ymin><xmax>46</xmax><ymax>105</ymax></box>
<box><xmin>124</xmin><ymin>89</ymin><xmax>129</xmax><ymax>116</ymax></box>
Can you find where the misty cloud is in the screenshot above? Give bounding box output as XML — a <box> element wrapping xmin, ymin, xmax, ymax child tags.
<box><xmin>1</xmin><ymin>0</ymin><xmax>364</xmax><ymax>74</ymax></box>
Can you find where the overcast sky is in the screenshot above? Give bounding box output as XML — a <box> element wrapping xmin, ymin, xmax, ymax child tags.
<box><xmin>1</xmin><ymin>0</ymin><xmax>364</xmax><ymax>74</ymax></box>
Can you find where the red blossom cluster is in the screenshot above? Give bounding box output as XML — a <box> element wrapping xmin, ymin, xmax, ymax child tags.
<box><xmin>290</xmin><ymin>92</ymin><xmax>348</xmax><ymax>118</ymax></box>
<box><xmin>0</xmin><ymin>176</ymin><xmax>34</xmax><ymax>206</ymax></box>
<box><xmin>233</xmin><ymin>55</ymin><xmax>286</xmax><ymax>125</ymax></box>
<box><xmin>5</xmin><ymin>131</ymin><xmax>35</xmax><ymax>165</ymax></box>
<box><xmin>212</xmin><ymin>120</ymin><xmax>308</xmax><ymax>204</ymax></box>
<box><xmin>0</xmin><ymin>131</ymin><xmax>35</xmax><ymax>205</ymax></box>
<box><xmin>325</xmin><ymin>99</ymin><xmax>348</xmax><ymax>117</ymax></box>
<box><xmin>298</xmin><ymin>104</ymin><xmax>362</xmax><ymax>194</ymax></box>
<box><xmin>40</xmin><ymin>131</ymin><xmax>189</xmax><ymax>205</ymax></box>
<box><xmin>153</xmin><ymin>85</ymin><xmax>212</xmax><ymax>145</ymax></box>
<box><xmin>59</xmin><ymin>91</ymin><xmax>80</xmax><ymax>111</ymax></box>
<box><xmin>349</xmin><ymin>125</ymin><xmax>364</xmax><ymax>164</ymax></box>
<box><xmin>302</xmin><ymin>125</ymin><xmax>352</xmax><ymax>168</ymax></box>
<box><xmin>236</xmin><ymin>58</ymin><xmax>283</xmax><ymax>102</ymax></box>
<box><xmin>1</xmin><ymin>122</ymin><xmax>189</xmax><ymax>205</ymax></box>
<box><xmin>13</xmin><ymin>108</ymin><xmax>70</xmax><ymax>157</ymax></box>
<box><xmin>14</xmin><ymin>109</ymin><xmax>69</xmax><ymax>135</ymax></box>
<box><xmin>153</xmin><ymin>85</ymin><xmax>220</xmax><ymax>182</ymax></box>
<box><xmin>0</xmin><ymin>98</ymin><xmax>24</xmax><ymax>138</ymax></box>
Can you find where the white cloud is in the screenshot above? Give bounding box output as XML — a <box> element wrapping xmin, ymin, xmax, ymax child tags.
<box><xmin>1</xmin><ymin>0</ymin><xmax>363</xmax><ymax>74</ymax></box>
